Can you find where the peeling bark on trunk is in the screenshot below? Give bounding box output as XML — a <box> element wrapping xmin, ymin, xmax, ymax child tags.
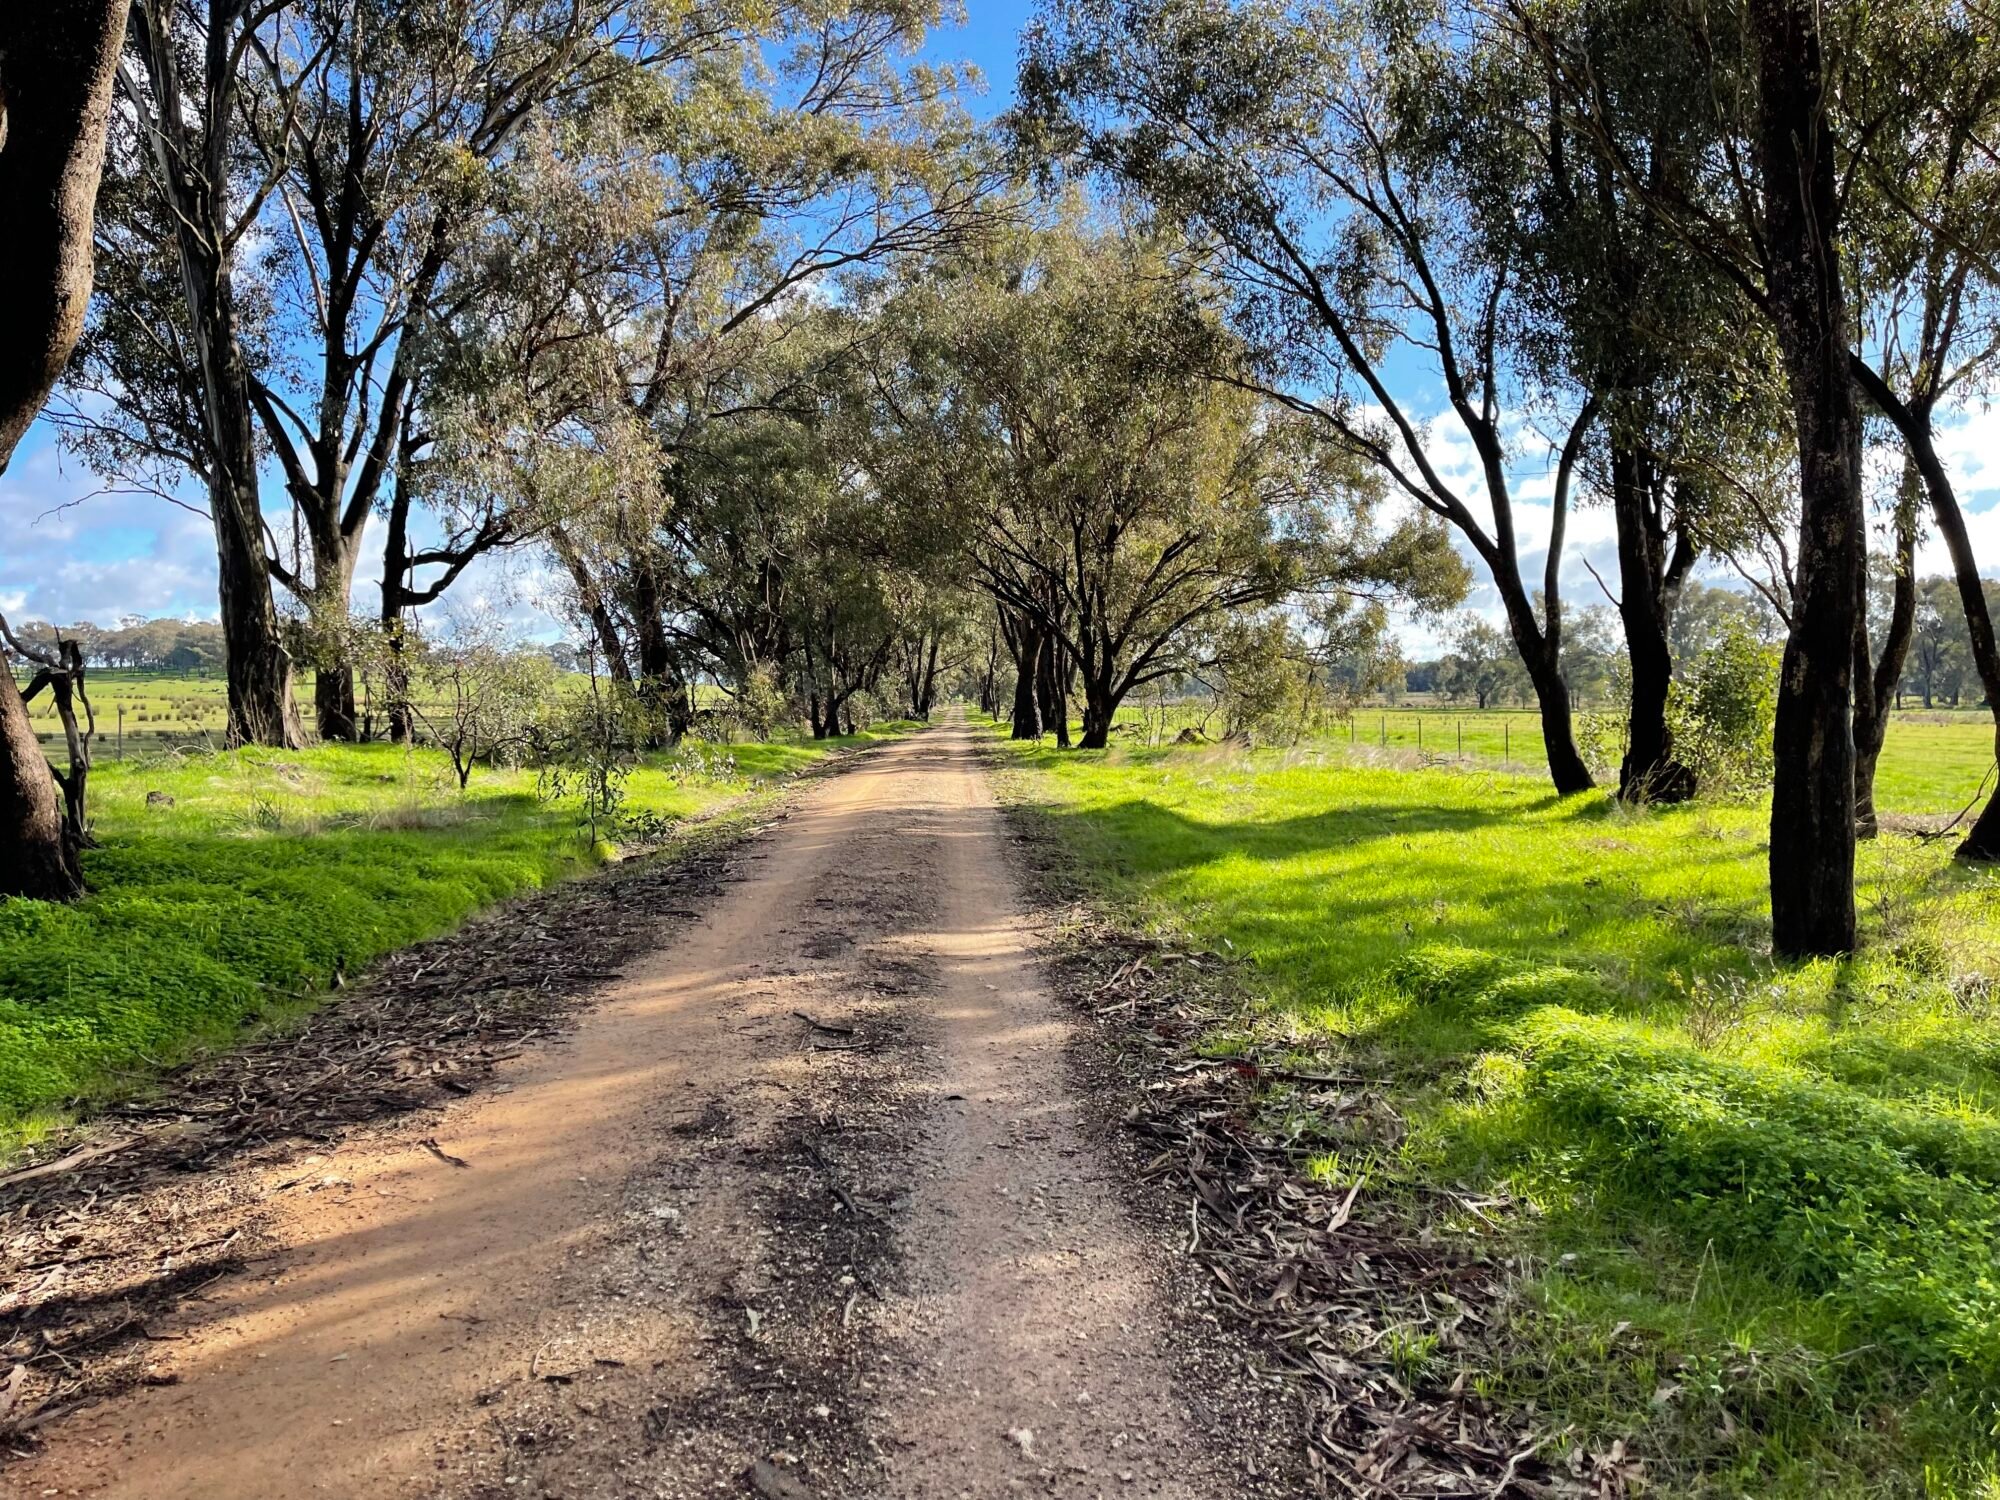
<box><xmin>1753</xmin><ymin>0</ymin><xmax>1864</xmax><ymax>956</ymax></box>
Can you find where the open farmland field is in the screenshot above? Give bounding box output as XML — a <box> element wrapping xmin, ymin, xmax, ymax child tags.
<box><xmin>1109</xmin><ymin>700</ymin><xmax>1999</xmax><ymax>819</ymax></box>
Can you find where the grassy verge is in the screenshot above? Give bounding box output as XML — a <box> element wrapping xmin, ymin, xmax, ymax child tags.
<box><xmin>991</xmin><ymin>726</ymin><xmax>2000</xmax><ymax>1497</ymax></box>
<box><xmin>0</xmin><ymin>725</ymin><xmax>913</xmax><ymax>1147</ymax></box>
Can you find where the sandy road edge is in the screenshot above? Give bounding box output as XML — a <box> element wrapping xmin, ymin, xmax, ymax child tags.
<box><xmin>0</xmin><ymin>730</ymin><xmax>916</xmax><ymax>1459</ymax></box>
<box><xmin>976</xmin><ymin>729</ymin><xmax>1611</xmax><ymax>1500</ymax></box>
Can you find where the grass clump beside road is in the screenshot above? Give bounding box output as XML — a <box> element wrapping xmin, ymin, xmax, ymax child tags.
<box><xmin>0</xmin><ymin>727</ymin><xmax>909</xmax><ymax>1146</ymax></box>
<box><xmin>994</xmin><ymin>730</ymin><xmax>2000</xmax><ymax>1497</ymax></box>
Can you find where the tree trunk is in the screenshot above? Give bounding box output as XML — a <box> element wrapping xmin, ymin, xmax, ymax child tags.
<box><xmin>1853</xmin><ymin>461</ymin><xmax>1919</xmax><ymax>839</ymax></box>
<box><xmin>1077</xmin><ymin>667</ymin><xmax>1121</xmax><ymax>750</ymax></box>
<box><xmin>316</xmin><ymin>668</ymin><xmax>358</xmax><ymax>743</ymax></box>
<box><xmin>0</xmin><ymin>665</ymin><xmax>81</xmax><ymax>899</ymax></box>
<box><xmin>216</xmin><ymin>485</ymin><xmax>304</xmax><ymax>748</ymax></box>
<box><xmin>0</xmin><ymin>1</ymin><xmax>126</xmax><ymax>896</ymax></box>
<box><xmin>1004</xmin><ymin>614</ymin><xmax>1042</xmax><ymax>740</ymax></box>
<box><xmin>0</xmin><ymin>0</ymin><xmax>128</xmax><ymax>470</ymax></box>
<box><xmin>1038</xmin><ymin>637</ymin><xmax>1070</xmax><ymax>748</ymax></box>
<box><xmin>1855</xmin><ymin>379</ymin><xmax>2000</xmax><ymax>861</ymax></box>
<box><xmin>1512</xmin><ymin>633</ymin><xmax>1592</xmax><ymax>794</ymax></box>
<box><xmin>129</xmin><ymin>0</ymin><xmax>301</xmax><ymax>748</ymax></box>
<box><xmin>1610</xmin><ymin>447</ymin><xmax>1696</xmax><ymax>802</ymax></box>
<box><xmin>1753</xmin><ymin>0</ymin><xmax>1864</xmax><ymax>956</ymax></box>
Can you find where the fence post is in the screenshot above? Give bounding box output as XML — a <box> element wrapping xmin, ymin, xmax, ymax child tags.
<box><xmin>118</xmin><ymin>704</ymin><xmax>124</xmax><ymax>761</ymax></box>
<box><xmin>1458</xmin><ymin>720</ymin><xmax>1463</xmax><ymax>760</ymax></box>
<box><xmin>1416</xmin><ymin>717</ymin><xmax>1422</xmax><ymax>751</ymax></box>
<box><xmin>1380</xmin><ymin>715</ymin><xmax>1386</xmax><ymax>746</ymax></box>
<box><xmin>1503</xmin><ymin>721</ymin><xmax>1509</xmax><ymax>765</ymax></box>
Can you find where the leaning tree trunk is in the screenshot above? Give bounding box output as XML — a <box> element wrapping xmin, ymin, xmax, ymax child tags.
<box><xmin>0</xmin><ymin>666</ymin><xmax>81</xmax><ymax>899</ymax></box>
<box><xmin>1491</xmin><ymin>578</ymin><xmax>1593</xmax><ymax>794</ymax></box>
<box><xmin>1895</xmin><ymin>405</ymin><xmax>2000</xmax><ymax>861</ymax></box>
<box><xmin>0</xmin><ymin>0</ymin><xmax>128</xmax><ymax>469</ymax></box>
<box><xmin>0</xmin><ymin>0</ymin><xmax>127</xmax><ymax>895</ymax></box>
<box><xmin>1511</xmin><ymin>631</ymin><xmax>1593</xmax><ymax>795</ymax></box>
<box><xmin>1753</xmin><ymin>0</ymin><xmax>1865</xmax><ymax>956</ymax></box>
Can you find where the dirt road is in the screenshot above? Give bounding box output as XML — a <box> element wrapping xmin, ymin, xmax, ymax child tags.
<box><xmin>15</xmin><ymin>718</ymin><xmax>1292</xmax><ymax>1500</ymax></box>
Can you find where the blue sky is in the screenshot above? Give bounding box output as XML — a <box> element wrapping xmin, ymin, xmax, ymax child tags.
<box><xmin>4</xmin><ymin>0</ymin><xmax>1999</xmax><ymax>649</ymax></box>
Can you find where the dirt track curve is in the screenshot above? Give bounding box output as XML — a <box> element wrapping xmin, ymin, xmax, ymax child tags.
<box><xmin>12</xmin><ymin>717</ymin><xmax>1293</xmax><ymax>1500</ymax></box>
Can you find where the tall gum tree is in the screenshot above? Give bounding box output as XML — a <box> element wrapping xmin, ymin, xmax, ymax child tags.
<box><xmin>0</xmin><ymin>0</ymin><xmax>128</xmax><ymax>899</ymax></box>
<box><xmin>1017</xmin><ymin>0</ymin><xmax>1596</xmax><ymax>789</ymax></box>
<box><xmin>63</xmin><ymin>0</ymin><xmax>661</xmax><ymax>742</ymax></box>
<box><xmin>531</xmin><ymin>0</ymin><xmax>999</xmax><ymax>729</ymax></box>
<box><xmin>82</xmin><ymin>0</ymin><xmax>307</xmax><ymax>747</ymax></box>
<box><xmin>862</xmin><ymin>229</ymin><xmax>1469</xmax><ymax>748</ymax></box>
<box><xmin>1407</xmin><ymin>6</ymin><xmax>1775</xmax><ymax>802</ymax></box>
<box><xmin>1513</xmin><ymin>0</ymin><xmax>1869</xmax><ymax>955</ymax></box>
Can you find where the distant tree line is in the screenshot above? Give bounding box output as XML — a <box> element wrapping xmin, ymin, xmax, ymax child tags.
<box><xmin>6</xmin><ymin>618</ymin><xmax>226</xmax><ymax>675</ymax></box>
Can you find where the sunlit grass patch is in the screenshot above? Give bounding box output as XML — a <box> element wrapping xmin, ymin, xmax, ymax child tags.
<box><xmin>994</xmin><ymin>725</ymin><xmax>2000</xmax><ymax>1495</ymax></box>
<box><xmin>0</xmin><ymin>725</ymin><xmax>912</xmax><ymax>1145</ymax></box>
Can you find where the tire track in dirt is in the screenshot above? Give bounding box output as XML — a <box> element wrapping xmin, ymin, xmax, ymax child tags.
<box><xmin>13</xmin><ymin>718</ymin><xmax>1292</xmax><ymax>1500</ymax></box>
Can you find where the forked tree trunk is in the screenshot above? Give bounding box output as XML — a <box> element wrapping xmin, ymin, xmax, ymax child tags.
<box><xmin>1003</xmin><ymin>613</ymin><xmax>1042</xmax><ymax>740</ymax></box>
<box><xmin>1753</xmin><ymin>0</ymin><xmax>1865</xmax><ymax>956</ymax></box>
<box><xmin>1610</xmin><ymin>446</ymin><xmax>1696</xmax><ymax>802</ymax></box>
<box><xmin>1853</xmin><ymin>463</ymin><xmax>1919</xmax><ymax>839</ymax></box>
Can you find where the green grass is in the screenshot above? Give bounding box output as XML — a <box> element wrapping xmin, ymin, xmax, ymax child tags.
<box><xmin>993</xmin><ymin>726</ymin><xmax>2000</xmax><ymax>1497</ymax></box>
<box><xmin>0</xmin><ymin>724</ymin><xmax>912</xmax><ymax>1147</ymax></box>
<box><xmin>1106</xmin><ymin>702</ymin><xmax>1998</xmax><ymax>816</ymax></box>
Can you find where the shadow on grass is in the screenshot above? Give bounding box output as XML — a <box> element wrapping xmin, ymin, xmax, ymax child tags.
<box><xmin>1020</xmin><ymin>791</ymin><xmax>1770</xmax><ymax>1026</ymax></box>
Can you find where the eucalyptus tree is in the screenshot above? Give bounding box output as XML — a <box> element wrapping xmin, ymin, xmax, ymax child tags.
<box><xmin>1399</xmin><ymin>3</ymin><xmax>1778</xmax><ymax>801</ymax></box>
<box><xmin>513</xmin><ymin>0</ymin><xmax>998</xmax><ymax>732</ymax></box>
<box><xmin>1837</xmin><ymin>1</ymin><xmax>2000</xmax><ymax>858</ymax></box>
<box><xmin>1513</xmin><ymin>0</ymin><xmax>2000</xmax><ymax>936</ymax></box>
<box><xmin>0</xmin><ymin>0</ymin><xmax>129</xmax><ymax>900</ymax></box>
<box><xmin>868</xmin><ymin>228</ymin><xmax>1468</xmax><ymax>748</ymax></box>
<box><xmin>59</xmin><ymin>0</ymin><xmax>669</xmax><ymax>744</ymax></box>
<box><xmin>1506</xmin><ymin>0</ymin><xmax>1877</xmax><ymax>954</ymax></box>
<box><xmin>1018</xmin><ymin>0</ymin><xmax>1596</xmax><ymax>786</ymax></box>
